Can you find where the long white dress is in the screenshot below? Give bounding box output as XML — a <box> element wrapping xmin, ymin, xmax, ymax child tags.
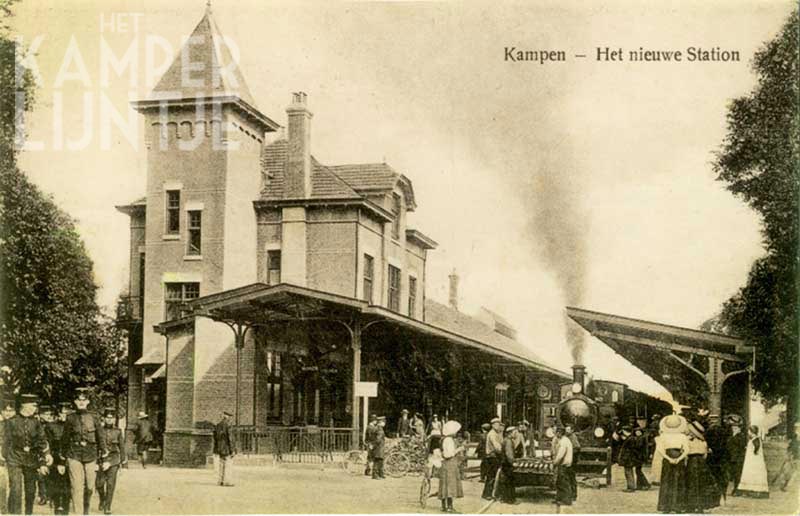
<box><xmin>737</xmin><ymin>437</ymin><xmax>769</xmax><ymax>497</ymax></box>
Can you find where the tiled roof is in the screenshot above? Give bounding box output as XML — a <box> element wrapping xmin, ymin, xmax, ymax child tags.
<box><xmin>425</xmin><ymin>299</ymin><xmax>566</xmax><ymax>376</ymax></box>
<box><xmin>260</xmin><ymin>139</ymin><xmax>405</xmax><ymax>202</ymax></box>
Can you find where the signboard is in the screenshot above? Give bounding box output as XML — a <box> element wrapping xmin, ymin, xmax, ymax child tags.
<box><xmin>355</xmin><ymin>381</ymin><xmax>378</xmax><ymax>398</ymax></box>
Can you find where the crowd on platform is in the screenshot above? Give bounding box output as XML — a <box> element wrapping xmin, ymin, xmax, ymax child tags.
<box><xmin>0</xmin><ymin>388</ymin><xmax>153</xmax><ymax>515</ymax></box>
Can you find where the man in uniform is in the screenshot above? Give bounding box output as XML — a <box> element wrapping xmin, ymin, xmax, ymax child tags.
<box><xmin>476</xmin><ymin>423</ymin><xmax>490</xmax><ymax>482</ymax></box>
<box><xmin>213</xmin><ymin>410</ymin><xmax>236</xmax><ymax>487</ymax></box>
<box><xmin>396</xmin><ymin>409</ymin><xmax>411</xmax><ymax>438</ymax></box>
<box><xmin>44</xmin><ymin>403</ymin><xmax>70</xmax><ymax>515</ymax></box>
<box><xmin>61</xmin><ymin>387</ymin><xmax>107</xmax><ymax>515</ymax></box>
<box><xmin>132</xmin><ymin>412</ymin><xmax>153</xmax><ymax>469</ymax></box>
<box><xmin>726</xmin><ymin>417</ymin><xmax>747</xmax><ymax>496</ymax></box>
<box><xmin>498</xmin><ymin>426</ymin><xmax>518</xmax><ymax>504</ymax></box>
<box><xmin>36</xmin><ymin>405</ymin><xmax>56</xmax><ymax>507</ymax></box>
<box><xmin>3</xmin><ymin>394</ymin><xmax>52</xmax><ymax>515</ymax></box>
<box><xmin>371</xmin><ymin>416</ymin><xmax>386</xmax><ymax>480</ymax></box>
<box><xmin>481</xmin><ymin>417</ymin><xmax>504</xmax><ymax>500</ymax></box>
<box><xmin>96</xmin><ymin>408</ymin><xmax>126</xmax><ymax>514</ymax></box>
<box><xmin>0</xmin><ymin>396</ymin><xmax>19</xmax><ymax>513</ymax></box>
<box><xmin>705</xmin><ymin>414</ymin><xmax>729</xmax><ymax>502</ymax></box>
<box><xmin>364</xmin><ymin>414</ymin><xmax>377</xmax><ymax>476</ymax></box>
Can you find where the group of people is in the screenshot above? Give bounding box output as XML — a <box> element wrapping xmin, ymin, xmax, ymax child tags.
<box><xmin>651</xmin><ymin>413</ymin><xmax>771</xmax><ymax>514</ymax></box>
<box><xmin>0</xmin><ymin>388</ymin><xmax>152</xmax><ymax>515</ymax></box>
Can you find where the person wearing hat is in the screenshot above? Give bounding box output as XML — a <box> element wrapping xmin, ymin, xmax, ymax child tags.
<box><xmin>685</xmin><ymin>420</ymin><xmax>720</xmax><ymax>512</ymax></box>
<box><xmin>364</xmin><ymin>414</ymin><xmax>378</xmax><ymax>476</ymax></box>
<box><xmin>736</xmin><ymin>425</ymin><xmax>769</xmax><ymax>498</ymax></box>
<box><xmin>132</xmin><ymin>411</ymin><xmax>153</xmax><ymax>469</ymax></box>
<box><xmin>726</xmin><ymin>418</ymin><xmax>747</xmax><ymax>495</ymax></box>
<box><xmin>476</xmin><ymin>423</ymin><xmax>491</xmax><ymax>482</ymax></box>
<box><xmin>213</xmin><ymin>410</ymin><xmax>236</xmax><ymax>486</ymax></box>
<box><xmin>497</xmin><ymin>426</ymin><xmax>519</xmax><ymax>504</ymax></box>
<box><xmin>396</xmin><ymin>409</ymin><xmax>412</xmax><ymax>438</ymax></box>
<box><xmin>552</xmin><ymin>426</ymin><xmax>574</xmax><ymax>506</ymax></box>
<box><xmin>3</xmin><ymin>394</ymin><xmax>52</xmax><ymax>515</ymax></box>
<box><xmin>44</xmin><ymin>403</ymin><xmax>70</xmax><ymax>515</ymax></box>
<box><xmin>62</xmin><ymin>387</ymin><xmax>108</xmax><ymax>515</ymax></box>
<box><xmin>704</xmin><ymin>414</ymin><xmax>729</xmax><ymax>502</ymax></box>
<box><xmin>36</xmin><ymin>405</ymin><xmax>55</xmax><ymax>506</ymax></box>
<box><xmin>427</xmin><ymin>414</ymin><xmax>443</xmax><ymax>437</ymax></box>
<box><xmin>96</xmin><ymin>408</ymin><xmax>127</xmax><ymax>514</ymax></box>
<box><xmin>372</xmin><ymin>416</ymin><xmax>386</xmax><ymax>479</ymax></box>
<box><xmin>481</xmin><ymin>417</ymin><xmax>504</xmax><ymax>500</ymax></box>
<box><xmin>438</xmin><ymin>421</ymin><xmax>465</xmax><ymax>512</ymax></box>
<box><xmin>656</xmin><ymin>414</ymin><xmax>690</xmax><ymax>513</ymax></box>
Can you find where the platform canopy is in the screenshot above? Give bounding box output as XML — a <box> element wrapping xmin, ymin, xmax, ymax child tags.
<box><xmin>566</xmin><ymin>306</ymin><xmax>754</xmax><ymax>416</ymax></box>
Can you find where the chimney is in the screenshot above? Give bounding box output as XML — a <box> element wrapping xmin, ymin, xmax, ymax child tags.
<box><xmin>285</xmin><ymin>92</ymin><xmax>312</xmax><ymax>198</ymax></box>
<box><xmin>572</xmin><ymin>364</ymin><xmax>586</xmax><ymax>394</ymax></box>
<box><xmin>448</xmin><ymin>269</ymin><xmax>459</xmax><ymax>311</ymax></box>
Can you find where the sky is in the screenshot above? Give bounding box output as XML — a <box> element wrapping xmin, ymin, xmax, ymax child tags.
<box><xmin>11</xmin><ymin>0</ymin><xmax>794</xmax><ymax>401</ymax></box>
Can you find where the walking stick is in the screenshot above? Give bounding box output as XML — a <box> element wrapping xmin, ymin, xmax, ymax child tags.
<box><xmin>477</xmin><ymin>466</ymin><xmax>503</xmax><ymax>514</ymax></box>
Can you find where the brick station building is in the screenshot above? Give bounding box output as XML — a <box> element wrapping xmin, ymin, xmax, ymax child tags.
<box><xmin>116</xmin><ymin>7</ymin><xmax>568</xmax><ymax>466</ymax></box>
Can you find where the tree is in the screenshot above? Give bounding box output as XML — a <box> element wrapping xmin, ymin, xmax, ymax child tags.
<box><xmin>712</xmin><ymin>11</ymin><xmax>799</xmax><ymax>435</ymax></box>
<box><xmin>0</xmin><ymin>3</ymin><xmax>127</xmax><ymax>405</ymax></box>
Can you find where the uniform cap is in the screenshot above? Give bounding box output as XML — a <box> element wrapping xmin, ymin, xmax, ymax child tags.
<box><xmin>1</xmin><ymin>398</ymin><xmax>14</xmax><ymax>410</ymax></box>
<box><xmin>103</xmin><ymin>408</ymin><xmax>115</xmax><ymax>418</ymax></box>
<box><xmin>369</xmin><ymin>414</ymin><xmax>377</xmax><ymax>421</ymax></box>
<box><xmin>74</xmin><ymin>387</ymin><xmax>90</xmax><ymax>399</ymax></box>
<box><xmin>39</xmin><ymin>405</ymin><xmax>54</xmax><ymax>413</ymax></box>
<box><xmin>401</xmin><ymin>409</ymin><xmax>409</xmax><ymax>414</ymax></box>
<box><xmin>138</xmin><ymin>411</ymin><xmax>148</xmax><ymax>419</ymax></box>
<box><xmin>490</xmin><ymin>417</ymin><xmax>501</xmax><ymax>424</ymax></box>
<box><xmin>377</xmin><ymin>416</ymin><xmax>386</xmax><ymax>421</ymax></box>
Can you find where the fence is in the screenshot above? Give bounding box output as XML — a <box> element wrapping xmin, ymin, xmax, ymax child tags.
<box><xmin>235</xmin><ymin>426</ymin><xmax>356</xmax><ymax>464</ymax></box>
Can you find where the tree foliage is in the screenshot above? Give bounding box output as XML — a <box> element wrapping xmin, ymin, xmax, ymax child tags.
<box><xmin>712</xmin><ymin>11</ymin><xmax>799</xmax><ymax>431</ymax></box>
<box><xmin>0</xmin><ymin>8</ymin><xmax>126</xmax><ymax>406</ymax></box>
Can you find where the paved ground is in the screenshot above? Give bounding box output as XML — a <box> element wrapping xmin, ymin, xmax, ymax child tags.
<box><xmin>28</xmin><ymin>463</ymin><xmax>799</xmax><ymax>514</ymax></box>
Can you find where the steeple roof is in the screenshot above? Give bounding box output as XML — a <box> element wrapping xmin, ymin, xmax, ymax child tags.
<box><xmin>134</xmin><ymin>6</ymin><xmax>279</xmax><ymax>132</ymax></box>
<box><xmin>150</xmin><ymin>7</ymin><xmax>256</xmax><ymax>106</ymax></box>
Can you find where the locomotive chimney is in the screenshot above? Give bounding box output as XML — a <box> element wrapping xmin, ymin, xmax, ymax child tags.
<box><xmin>572</xmin><ymin>364</ymin><xmax>586</xmax><ymax>394</ymax></box>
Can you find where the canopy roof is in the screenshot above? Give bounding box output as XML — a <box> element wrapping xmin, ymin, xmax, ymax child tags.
<box><xmin>566</xmin><ymin>306</ymin><xmax>753</xmax><ymax>402</ymax></box>
<box><xmin>155</xmin><ymin>283</ymin><xmax>568</xmax><ymax>380</ymax></box>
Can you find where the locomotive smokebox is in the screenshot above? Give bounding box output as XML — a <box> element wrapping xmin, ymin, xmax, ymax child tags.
<box><xmin>572</xmin><ymin>364</ymin><xmax>586</xmax><ymax>394</ymax></box>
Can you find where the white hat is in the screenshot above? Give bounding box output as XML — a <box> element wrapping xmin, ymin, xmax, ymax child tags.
<box><xmin>138</xmin><ymin>411</ymin><xmax>148</xmax><ymax>419</ymax></box>
<box><xmin>443</xmin><ymin>420</ymin><xmax>461</xmax><ymax>436</ymax></box>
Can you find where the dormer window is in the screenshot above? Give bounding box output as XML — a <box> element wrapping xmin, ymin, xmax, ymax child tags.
<box><xmin>391</xmin><ymin>193</ymin><xmax>401</xmax><ymax>240</ymax></box>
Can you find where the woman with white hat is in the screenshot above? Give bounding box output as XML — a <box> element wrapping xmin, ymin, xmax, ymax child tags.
<box><xmin>656</xmin><ymin>414</ymin><xmax>690</xmax><ymax>513</ymax></box>
<box><xmin>736</xmin><ymin>425</ymin><xmax>769</xmax><ymax>498</ymax></box>
<box><xmin>438</xmin><ymin>420</ymin><xmax>465</xmax><ymax>513</ymax></box>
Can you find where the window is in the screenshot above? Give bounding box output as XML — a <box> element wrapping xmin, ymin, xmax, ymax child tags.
<box><xmin>391</xmin><ymin>193</ymin><xmax>401</xmax><ymax>239</ymax></box>
<box><xmin>265</xmin><ymin>350</ymin><xmax>282</xmax><ymax>421</ymax></box>
<box><xmin>164</xmin><ymin>282</ymin><xmax>199</xmax><ymax>320</ymax></box>
<box><xmin>408</xmin><ymin>276</ymin><xmax>417</xmax><ymax>316</ymax></box>
<box><xmin>388</xmin><ymin>265</ymin><xmax>401</xmax><ymax>312</ymax></box>
<box><xmin>363</xmin><ymin>254</ymin><xmax>374</xmax><ymax>303</ymax></box>
<box><xmin>495</xmin><ymin>384</ymin><xmax>508</xmax><ymax>420</ymax></box>
<box><xmin>166</xmin><ymin>190</ymin><xmax>180</xmax><ymax>234</ymax></box>
<box><xmin>267</xmin><ymin>250</ymin><xmax>281</xmax><ymax>285</ymax></box>
<box><xmin>187</xmin><ymin>210</ymin><xmax>202</xmax><ymax>255</ymax></box>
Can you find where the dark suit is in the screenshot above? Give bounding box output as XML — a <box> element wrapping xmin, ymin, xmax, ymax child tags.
<box><xmin>3</xmin><ymin>415</ymin><xmax>49</xmax><ymax>515</ymax></box>
<box><xmin>213</xmin><ymin>419</ymin><xmax>236</xmax><ymax>486</ymax></box>
<box><xmin>727</xmin><ymin>431</ymin><xmax>747</xmax><ymax>493</ymax></box>
<box><xmin>96</xmin><ymin>426</ymin><xmax>126</xmax><ymax>513</ymax></box>
<box><xmin>45</xmin><ymin>421</ymin><xmax>70</xmax><ymax>514</ymax></box>
<box><xmin>372</xmin><ymin>426</ymin><xmax>385</xmax><ymax>479</ymax></box>
<box><xmin>364</xmin><ymin>424</ymin><xmax>377</xmax><ymax>475</ymax></box>
<box><xmin>499</xmin><ymin>436</ymin><xmax>517</xmax><ymax>503</ymax></box>
<box><xmin>706</xmin><ymin>424</ymin><xmax>729</xmax><ymax>496</ymax></box>
<box><xmin>61</xmin><ymin>411</ymin><xmax>107</xmax><ymax>514</ymax></box>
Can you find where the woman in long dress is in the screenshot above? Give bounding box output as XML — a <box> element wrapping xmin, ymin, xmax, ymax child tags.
<box><xmin>656</xmin><ymin>415</ymin><xmax>690</xmax><ymax>513</ymax></box>
<box><xmin>685</xmin><ymin>421</ymin><xmax>720</xmax><ymax>513</ymax></box>
<box><xmin>737</xmin><ymin>425</ymin><xmax>769</xmax><ymax>498</ymax></box>
<box><xmin>438</xmin><ymin>420</ymin><xmax>465</xmax><ymax>513</ymax></box>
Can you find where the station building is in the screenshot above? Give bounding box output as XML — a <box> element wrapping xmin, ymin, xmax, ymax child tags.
<box><xmin>116</xmin><ymin>7</ymin><xmax>568</xmax><ymax>466</ymax></box>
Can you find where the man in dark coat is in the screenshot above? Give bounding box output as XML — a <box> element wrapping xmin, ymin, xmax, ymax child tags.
<box><xmin>396</xmin><ymin>409</ymin><xmax>411</xmax><ymax>438</ymax></box>
<box><xmin>213</xmin><ymin>410</ymin><xmax>236</xmax><ymax>486</ymax></box>
<box><xmin>96</xmin><ymin>408</ymin><xmax>127</xmax><ymax>514</ymax></box>
<box><xmin>364</xmin><ymin>414</ymin><xmax>377</xmax><ymax>476</ymax></box>
<box><xmin>609</xmin><ymin>416</ymin><xmax>622</xmax><ymax>464</ymax></box>
<box><xmin>477</xmin><ymin>423</ymin><xmax>490</xmax><ymax>482</ymax></box>
<box><xmin>632</xmin><ymin>428</ymin><xmax>651</xmax><ymax>490</ymax></box>
<box><xmin>618</xmin><ymin>426</ymin><xmax>638</xmax><ymax>492</ymax></box>
<box><xmin>705</xmin><ymin>414</ymin><xmax>729</xmax><ymax>501</ymax></box>
<box><xmin>372</xmin><ymin>416</ymin><xmax>386</xmax><ymax>479</ymax></box>
<box><xmin>553</xmin><ymin>426</ymin><xmax>575</xmax><ymax>506</ymax></box>
<box><xmin>727</xmin><ymin>422</ymin><xmax>747</xmax><ymax>495</ymax></box>
<box><xmin>3</xmin><ymin>394</ymin><xmax>52</xmax><ymax>515</ymax></box>
<box><xmin>498</xmin><ymin>426</ymin><xmax>518</xmax><ymax>504</ymax></box>
<box><xmin>0</xmin><ymin>396</ymin><xmax>17</xmax><ymax>513</ymax></box>
<box><xmin>132</xmin><ymin>412</ymin><xmax>153</xmax><ymax>469</ymax></box>
<box><xmin>61</xmin><ymin>387</ymin><xmax>107</xmax><ymax>515</ymax></box>
<box><xmin>45</xmin><ymin>403</ymin><xmax>70</xmax><ymax>515</ymax></box>
<box><xmin>565</xmin><ymin>425</ymin><xmax>581</xmax><ymax>500</ymax></box>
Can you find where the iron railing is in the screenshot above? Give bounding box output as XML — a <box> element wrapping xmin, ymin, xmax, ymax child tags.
<box><xmin>235</xmin><ymin>426</ymin><xmax>356</xmax><ymax>463</ymax></box>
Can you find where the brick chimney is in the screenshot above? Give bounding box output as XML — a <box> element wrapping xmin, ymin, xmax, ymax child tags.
<box><xmin>448</xmin><ymin>269</ymin><xmax>459</xmax><ymax>311</ymax></box>
<box><xmin>285</xmin><ymin>92</ymin><xmax>312</xmax><ymax>198</ymax></box>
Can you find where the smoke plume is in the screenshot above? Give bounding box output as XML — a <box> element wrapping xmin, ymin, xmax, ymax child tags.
<box><xmin>525</xmin><ymin>143</ymin><xmax>589</xmax><ymax>365</ymax></box>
